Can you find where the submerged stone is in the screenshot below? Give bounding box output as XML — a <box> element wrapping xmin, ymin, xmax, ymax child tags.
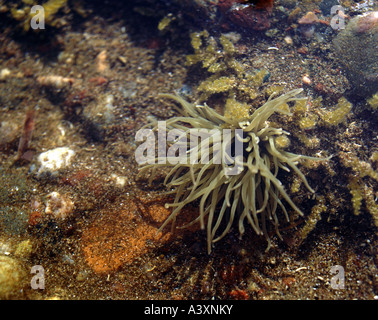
<box><xmin>333</xmin><ymin>12</ymin><xmax>378</xmax><ymax>97</ymax></box>
<box><xmin>0</xmin><ymin>256</ymin><xmax>26</xmax><ymax>299</ymax></box>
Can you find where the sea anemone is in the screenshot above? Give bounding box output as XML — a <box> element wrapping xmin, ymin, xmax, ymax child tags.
<box><xmin>137</xmin><ymin>89</ymin><xmax>325</xmax><ymax>253</ymax></box>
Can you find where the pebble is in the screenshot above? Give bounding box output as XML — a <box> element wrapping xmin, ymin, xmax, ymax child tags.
<box><xmin>36</xmin><ymin>75</ymin><xmax>74</xmax><ymax>88</ymax></box>
<box><xmin>302</xmin><ymin>75</ymin><xmax>312</xmax><ymax>85</ymax></box>
<box><xmin>96</xmin><ymin>50</ymin><xmax>110</xmax><ymax>73</ymax></box>
<box><xmin>0</xmin><ymin>68</ymin><xmax>11</xmax><ymax>80</ymax></box>
<box><xmin>284</xmin><ymin>35</ymin><xmax>293</xmax><ymax>45</ymax></box>
<box><xmin>36</xmin><ymin>147</ymin><xmax>75</xmax><ymax>177</ymax></box>
<box><xmin>14</xmin><ymin>240</ymin><xmax>33</xmax><ymax>259</ymax></box>
<box><xmin>0</xmin><ymin>120</ymin><xmax>20</xmax><ymax>145</ymax></box>
<box><xmin>45</xmin><ymin>191</ymin><xmax>75</xmax><ymax>219</ymax></box>
<box><xmin>76</xmin><ymin>270</ymin><xmax>88</xmax><ymax>282</ymax></box>
<box><xmin>298</xmin><ymin>11</ymin><xmax>319</xmax><ymax>25</ymax></box>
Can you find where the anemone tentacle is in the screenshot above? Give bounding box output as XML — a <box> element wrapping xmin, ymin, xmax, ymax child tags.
<box><xmin>138</xmin><ymin>89</ymin><xmax>327</xmax><ymax>253</ymax></box>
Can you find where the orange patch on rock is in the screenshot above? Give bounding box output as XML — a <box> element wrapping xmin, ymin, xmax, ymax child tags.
<box><xmin>81</xmin><ymin>197</ymin><xmax>199</xmax><ymax>275</ymax></box>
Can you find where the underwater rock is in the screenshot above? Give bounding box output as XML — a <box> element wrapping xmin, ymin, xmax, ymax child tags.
<box><xmin>81</xmin><ymin>198</ymin><xmax>172</xmax><ymax>274</ymax></box>
<box><xmin>0</xmin><ymin>256</ymin><xmax>27</xmax><ymax>299</ymax></box>
<box><xmin>0</xmin><ymin>120</ymin><xmax>20</xmax><ymax>146</ymax></box>
<box><xmin>44</xmin><ymin>191</ymin><xmax>75</xmax><ymax>220</ymax></box>
<box><xmin>14</xmin><ymin>240</ymin><xmax>34</xmax><ymax>259</ymax></box>
<box><xmin>81</xmin><ymin>93</ymin><xmax>115</xmax><ymax>141</ymax></box>
<box><xmin>0</xmin><ymin>68</ymin><xmax>11</xmax><ymax>80</ymax></box>
<box><xmin>218</xmin><ymin>0</ymin><xmax>273</xmax><ymax>31</ymax></box>
<box><xmin>298</xmin><ymin>11</ymin><xmax>319</xmax><ymax>24</ymax></box>
<box><xmin>36</xmin><ymin>147</ymin><xmax>75</xmax><ymax>177</ymax></box>
<box><xmin>37</xmin><ymin>75</ymin><xmax>74</xmax><ymax>89</ymax></box>
<box><xmin>333</xmin><ymin>12</ymin><xmax>378</xmax><ymax>97</ymax></box>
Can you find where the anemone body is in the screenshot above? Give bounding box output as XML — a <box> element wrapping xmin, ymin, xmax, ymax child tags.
<box><xmin>138</xmin><ymin>89</ymin><xmax>323</xmax><ymax>253</ymax></box>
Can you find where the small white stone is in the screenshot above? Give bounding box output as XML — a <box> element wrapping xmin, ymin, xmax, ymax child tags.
<box><xmin>37</xmin><ymin>147</ymin><xmax>75</xmax><ymax>176</ymax></box>
<box><xmin>302</xmin><ymin>74</ymin><xmax>312</xmax><ymax>85</ymax></box>
<box><xmin>36</xmin><ymin>75</ymin><xmax>74</xmax><ymax>88</ymax></box>
<box><xmin>284</xmin><ymin>35</ymin><xmax>293</xmax><ymax>45</ymax></box>
<box><xmin>0</xmin><ymin>68</ymin><xmax>11</xmax><ymax>80</ymax></box>
<box><xmin>110</xmin><ymin>173</ymin><xmax>127</xmax><ymax>187</ymax></box>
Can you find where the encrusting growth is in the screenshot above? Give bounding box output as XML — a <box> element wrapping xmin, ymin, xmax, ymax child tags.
<box><xmin>138</xmin><ymin>89</ymin><xmax>328</xmax><ymax>253</ymax></box>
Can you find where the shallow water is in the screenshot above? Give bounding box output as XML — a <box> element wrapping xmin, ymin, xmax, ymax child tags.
<box><xmin>0</xmin><ymin>0</ymin><xmax>377</xmax><ymax>300</ymax></box>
